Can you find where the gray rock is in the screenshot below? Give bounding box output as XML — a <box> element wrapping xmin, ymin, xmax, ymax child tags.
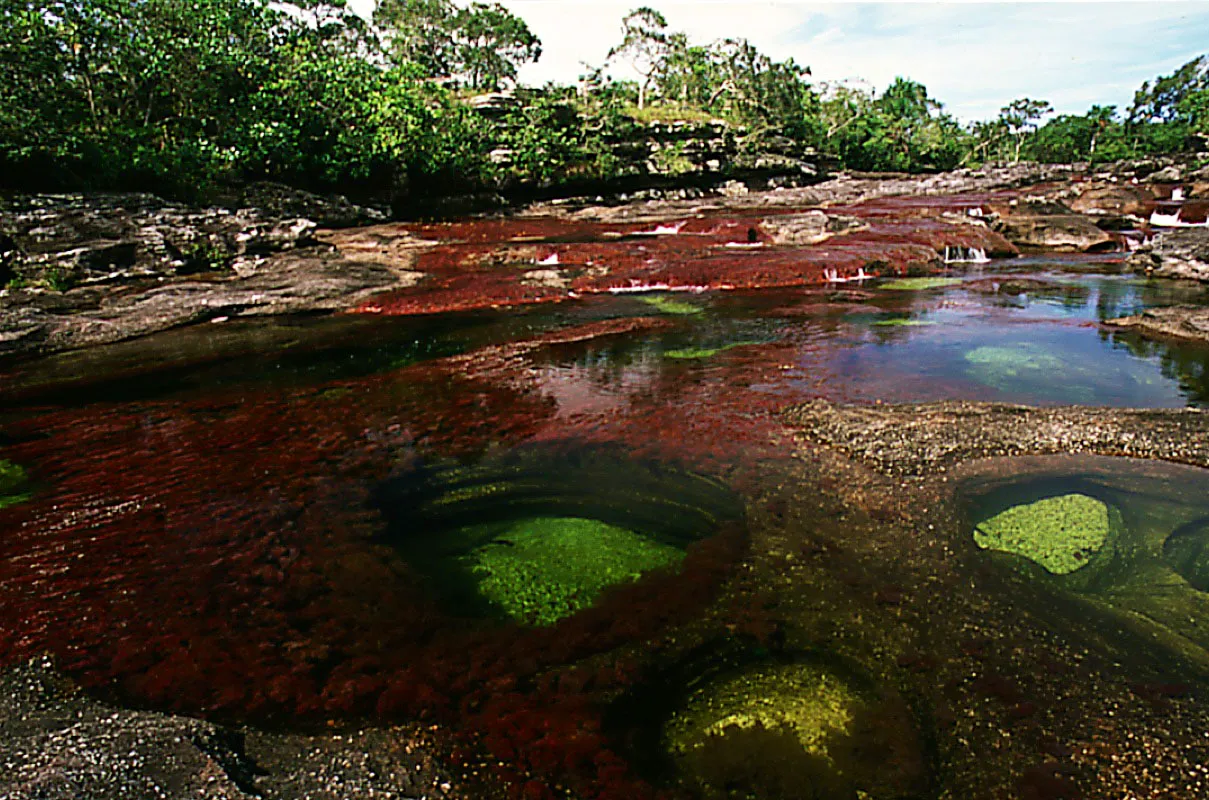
<box><xmin>759</xmin><ymin>211</ymin><xmax>868</xmax><ymax>245</ymax></box>
<box><xmin>1127</xmin><ymin>227</ymin><xmax>1209</xmax><ymax>280</ymax></box>
<box><xmin>0</xmin><ymin>656</ymin><xmax>460</xmax><ymax>800</ymax></box>
<box><xmin>1105</xmin><ymin>305</ymin><xmax>1209</xmax><ymax>343</ymax></box>
<box><xmin>993</xmin><ymin>213</ymin><xmax>1115</xmax><ymax>252</ymax></box>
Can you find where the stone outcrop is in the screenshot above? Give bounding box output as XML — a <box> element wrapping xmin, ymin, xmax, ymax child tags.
<box><xmin>758</xmin><ymin>210</ymin><xmax>868</xmax><ymax>245</ymax></box>
<box><xmin>1127</xmin><ymin>227</ymin><xmax>1209</xmax><ymax>280</ymax></box>
<box><xmin>989</xmin><ymin>200</ymin><xmax>1116</xmax><ymax>252</ymax></box>
<box><xmin>0</xmin><ymin>656</ymin><xmax>459</xmax><ymax>800</ymax></box>
<box><xmin>0</xmin><ymin>189</ymin><xmax>384</xmax><ymax>290</ymax></box>
<box><xmin>1105</xmin><ymin>305</ymin><xmax>1209</xmax><ymax>343</ymax></box>
<box><xmin>785</xmin><ymin>399</ymin><xmax>1209</xmax><ymax>478</ymax></box>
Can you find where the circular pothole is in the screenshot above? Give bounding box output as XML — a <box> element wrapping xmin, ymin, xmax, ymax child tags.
<box><xmin>610</xmin><ymin>644</ymin><xmax>932</xmax><ymax>800</ymax></box>
<box><xmin>372</xmin><ymin>445</ymin><xmax>745</xmax><ymax>626</ymax></box>
<box><xmin>1163</xmin><ymin>518</ymin><xmax>1209</xmax><ymax>592</ymax></box>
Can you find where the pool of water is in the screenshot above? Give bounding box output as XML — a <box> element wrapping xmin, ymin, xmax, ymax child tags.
<box><xmin>2</xmin><ymin>259</ymin><xmax>1209</xmax><ymax>798</ymax></box>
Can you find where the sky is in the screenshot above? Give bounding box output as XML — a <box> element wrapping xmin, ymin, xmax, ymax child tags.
<box><xmin>347</xmin><ymin>1</ymin><xmax>1209</xmax><ymax>122</ymax></box>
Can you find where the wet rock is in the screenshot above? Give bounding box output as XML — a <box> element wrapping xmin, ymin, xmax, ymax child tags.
<box><xmin>1126</xmin><ymin>227</ymin><xmax>1209</xmax><ymax>280</ymax></box>
<box><xmin>758</xmin><ymin>210</ymin><xmax>868</xmax><ymax>245</ymax></box>
<box><xmin>1067</xmin><ymin>182</ymin><xmax>1155</xmax><ymax>217</ymax></box>
<box><xmin>991</xmin><ymin>203</ymin><xmax>1116</xmax><ymax>252</ymax></box>
<box><xmin>0</xmin><ymin>193</ymin><xmax>322</xmax><ymax>288</ymax></box>
<box><xmin>1105</xmin><ymin>305</ymin><xmax>1209</xmax><ymax>343</ymax></box>
<box><xmin>0</xmin><ymin>248</ymin><xmax>407</xmax><ymax>358</ymax></box>
<box><xmin>784</xmin><ymin>399</ymin><xmax>1209</xmax><ymax>477</ymax></box>
<box><xmin>0</xmin><ymin>655</ymin><xmax>458</xmax><ymax>800</ymax></box>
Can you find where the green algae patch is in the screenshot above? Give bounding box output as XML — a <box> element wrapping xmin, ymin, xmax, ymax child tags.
<box><xmin>664</xmin><ymin>340</ymin><xmax>764</xmax><ymax>360</ymax></box>
<box><xmin>666</xmin><ymin>661</ymin><xmax>857</xmax><ymax>758</ymax></box>
<box><xmin>460</xmin><ymin>516</ymin><xmax>684</xmax><ymax>626</ymax></box>
<box><xmin>639</xmin><ymin>294</ymin><xmax>704</xmax><ymax>315</ymax></box>
<box><xmin>0</xmin><ymin>460</ymin><xmax>32</xmax><ymax>509</ymax></box>
<box><xmin>964</xmin><ymin>342</ymin><xmax>1071</xmax><ymax>393</ymax></box>
<box><xmin>974</xmin><ymin>493</ymin><xmax>1110</xmax><ymax>575</ymax></box>
<box><xmin>879</xmin><ymin>277</ymin><xmax>961</xmax><ymax>291</ymax></box>
<box><xmin>871</xmin><ymin>318</ymin><xmax>937</xmax><ymax>327</ymax></box>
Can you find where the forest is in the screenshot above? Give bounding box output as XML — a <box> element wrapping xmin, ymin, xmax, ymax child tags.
<box><xmin>2</xmin><ymin>0</ymin><xmax>1207</xmax><ymax>201</ymax></box>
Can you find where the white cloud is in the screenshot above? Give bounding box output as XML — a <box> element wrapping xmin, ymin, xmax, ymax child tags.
<box><xmin>348</xmin><ymin>1</ymin><xmax>1209</xmax><ymax>121</ymax></box>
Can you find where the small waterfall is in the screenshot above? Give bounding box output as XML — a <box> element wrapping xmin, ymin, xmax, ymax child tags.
<box><xmin>824</xmin><ymin>267</ymin><xmax>872</xmax><ymax>284</ymax></box>
<box><xmin>1149</xmin><ymin>209</ymin><xmax>1205</xmax><ymax>227</ymax></box>
<box><xmin>537</xmin><ymin>253</ymin><xmax>560</xmax><ymax>266</ymax></box>
<box><xmin>943</xmin><ymin>245</ymin><xmax>989</xmax><ymax>264</ymax></box>
<box><xmin>1173</xmin><ymin>187</ymin><xmax>1186</xmax><ymax>202</ymax></box>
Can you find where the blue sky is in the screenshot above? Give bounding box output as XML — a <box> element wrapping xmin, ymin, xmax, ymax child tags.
<box><xmin>349</xmin><ymin>1</ymin><xmax>1209</xmax><ymax>122</ymax></box>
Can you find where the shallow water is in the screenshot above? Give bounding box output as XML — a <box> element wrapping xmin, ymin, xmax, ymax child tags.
<box><xmin>3</xmin><ymin>259</ymin><xmax>1209</xmax><ymax>798</ymax></box>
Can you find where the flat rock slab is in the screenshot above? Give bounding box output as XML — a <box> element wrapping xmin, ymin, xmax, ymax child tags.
<box><xmin>785</xmin><ymin>399</ymin><xmax>1209</xmax><ymax>477</ymax></box>
<box><xmin>0</xmin><ymin>656</ymin><xmax>459</xmax><ymax>800</ymax></box>
<box><xmin>1106</xmin><ymin>305</ymin><xmax>1209</xmax><ymax>343</ymax></box>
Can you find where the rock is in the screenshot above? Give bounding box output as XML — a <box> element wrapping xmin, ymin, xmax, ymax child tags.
<box><xmin>0</xmin><ymin>193</ymin><xmax>322</xmax><ymax>288</ymax></box>
<box><xmin>784</xmin><ymin>399</ymin><xmax>1209</xmax><ymax>477</ymax></box>
<box><xmin>1126</xmin><ymin>227</ymin><xmax>1209</xmax><ymax>280</ymax></box>
<box><xmin>0</xmin><ymin>247</ymin><xmax>411</xmax><ymax>358</ymax></box>
<box><xmin>220</xmin><ymin>182</ymin><xmax>387</xmax><ymax>228</ymax></box>
<box><xmin>759</xmin><ymin>211</ymin><xmax>868</xmax><ymax>245</ymax></box>
<box><xmin>0</xmin><ymin>656</ymin><xmax>459</xmax><ymax>800</ymax></box>
<box><xmin>1067</xmin><ymin>183</ymin><xmax>1155</xmax><ymax>216</ymax></box>
<box><xmin>992</xmin><ymin>209</ymin><xmax>1116</xmax><ymax>252</ymax></box>
<box><xmin>1105</xmin><ymin>305</ymin><xmax>1209</xmax><ymax>343</ymax></box>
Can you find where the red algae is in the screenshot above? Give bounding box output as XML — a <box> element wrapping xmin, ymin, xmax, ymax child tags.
<box><xmin>353</xmin><ymin>193</ymin><xmax>1021</xmax><ymax>318</ymax></box>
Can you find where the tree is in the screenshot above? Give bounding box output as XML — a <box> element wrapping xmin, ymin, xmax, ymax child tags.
<box><xmin>607</xmin><ymin>7</ymin><xmax>669</xmax><ymax>110</ymax></box>
<box><xmin>999</xmin><ymin>98</ymin><xmax>1053</xmax><ymax>163</ymax></box>
<box><xmin>374</xmin><ymin>0</ymin><xmax>459</xmax><ymax>77</ymax></box>
<box><xmin>453</xmin><ymin>2</ymin><xmax>541</xmax><ymax>91</ymax></box>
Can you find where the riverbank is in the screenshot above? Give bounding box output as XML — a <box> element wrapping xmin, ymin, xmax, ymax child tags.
<box><xmin>5</xmin><ymin>159</ymin><xmax>1209</xmax><ymax>361</ymax></box>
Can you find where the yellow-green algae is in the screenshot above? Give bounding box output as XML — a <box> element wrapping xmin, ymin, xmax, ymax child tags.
<box><xmin>664</xmin><ymin>341</ymin><xmax>763</xmax><ymax>360</ymax></box>
<box><xmin>0</xmin><ymin>460</ymin><xmax>31</xmax><ymax>510</ymax></box>
<box><xmin>974</xmin><ymin>493</ymin><xmax>1110</xmax><ymax>575</ymax></box>
<box><xmin>639</xmin><ymin>294</ymin><xmax>704</xmax><ymax>315</ymax></box>
<box><xmin>460</xmin><ymin>516</ymin><xmax>684</xmax><ymax>626</ymax></box>
<box><xmin>871</xmin><ymin>318</ymin><xmax>937</xmax><ymax>327</ymax></box>
<box><xmin>879</xmin><ymin>277</ymin><xmax>962</xmax><ymax>291</ymax></box>
<box><xmin>665</xmin><ymin>662</ymin><xmax>858</xmax><ymax>766</ymax></box>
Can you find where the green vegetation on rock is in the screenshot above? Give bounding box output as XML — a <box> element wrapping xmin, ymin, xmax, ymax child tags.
<box><xmin>0</xmin><ymin>460</ymin><xmax>32</xmax><ymax>509</ymax></box>
<box><xmin>879</xmin><ymin>277</ymin><xmax>962</xmax><ymax>291</ymax></box>
<box><xmin>664</xmin><ymin>340</ymin><xmax>763</xmax><ymax>359</ymax></box>
<box><xmin>871</xmin><ymin>317</ymin><xmax>937</xmax><ymax>327</ymax></box>
<box><xmin>974</xmin><ymin>493</ymin><xmax>1111</xmax><ymax>575</ymax></box>
<box><xmin>639</xmin><ymin>294</ymin><xmax>704</xmax><ymax>315</ymax></box>
<box><xmin>665</xmin><ymin>661</ymin><xmax>860</xmax><ymax>795</ymax></box>
<box><xmin>460</xmin><ymin>516</ymin><xmax>684</xmax><ymax>626</ymax></box>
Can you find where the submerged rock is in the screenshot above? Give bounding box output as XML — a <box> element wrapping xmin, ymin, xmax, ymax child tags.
<box><xmin>0</xmin><ymin>459</ymin><xmax>31</xmax><ymax>509</ymax></box>
<box><xmin>974</xmin><ymin>493</ymin><xmax>1111</xmax><ymax>575</ymax></box>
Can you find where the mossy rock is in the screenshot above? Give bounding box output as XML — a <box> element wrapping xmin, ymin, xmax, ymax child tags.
<box><xmin>879</xmin><ymin>277</ymin><xmax>962</xmax><ymax>291</ymax></box>
<box><xmin>460</xmin><ymin>516</ymin><xmax>684</xmax><ymax>626</ymax></box>
<box><xmin>657</xmin><ymin>655</ymin><xmax>930</xmax><ymax>799</ymax></box>
<box><xmin>640</xmin><ymin>294</ymin><xmax>704</xmax><ymax>315</ymax></box>
<box><xmin>0</xmin><ymin>459</ymin><xmax>31</xmax><ymax>509</ymax></box>
<box><xmin>974</xmin><ymin>493</ymin><xmax>1116</xmax><ymax>577</ymax></box>
<box><xmin>1163</xmin><ymin>519</ymin><xmax>1209</xmax><ymax>593</ymax></box>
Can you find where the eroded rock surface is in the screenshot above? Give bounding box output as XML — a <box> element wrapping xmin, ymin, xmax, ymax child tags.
<box><xmin>1106</xmin><ymin>304</ymin><xmax>1209</xmax><ymax>343</ymax></box>
<box><xmin>0</xmin><ymin>656</ymin><xmax>458</xmax><ymax>800</ymax></box>
<box><xmin>785</xmin><ymin>399</ymin><xmax>1209</xmax><ymax>477</ymax></box>
<box><xmin>1127</xmin><ymin>227</ymin><xmax>1209</xmax><ymax>281</ymax></box>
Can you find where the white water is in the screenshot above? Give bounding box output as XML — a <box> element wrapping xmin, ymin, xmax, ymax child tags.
<box><xmin>1173</xmin><ymin>187</ymin><xmax>1186</xmax><ymax>202</ymax></box>
<box><xmin>1149</xmin><ymin>210</ymin><xmax>1206</xmax><ymax>228</ymax></box>
<box><xmin>943</xmin><ymin>246</ymin><xmax>990</xmax><ymax>264</ymax></box>
<box><xmin>536</xmin><ymin>253</ymin><xmax>560</xmax><ymax>266</ymax></box>
<box><xmin>634</xmin><ymin>221</ymin><xmax>688</xmax><ymax>236</ymax></box>
<box><xmin>824</xmin><ymin>267</ymin><xmax>872</xmax><ymax>283</ymax></box>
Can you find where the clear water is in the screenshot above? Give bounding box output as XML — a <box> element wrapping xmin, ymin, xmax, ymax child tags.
<box><xmin>3</xmin><ymin>261</ymin><xmax>1209</xmax><ymax>798</ymax></box>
